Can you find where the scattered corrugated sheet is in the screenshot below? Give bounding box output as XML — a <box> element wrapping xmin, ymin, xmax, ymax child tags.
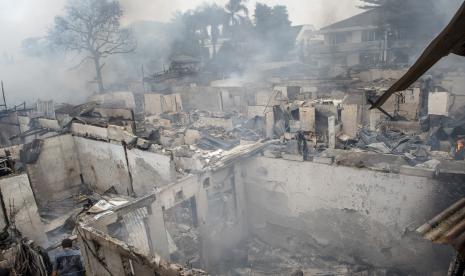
<box><xmin>417</xmin><ymin>198</ymin><xmax>465</xmax><ymax>254</ymax></box>
<box><xmin>122</xmin><ymin>207</ymin><xmax>150</xmax><ymax>255</ymax></box>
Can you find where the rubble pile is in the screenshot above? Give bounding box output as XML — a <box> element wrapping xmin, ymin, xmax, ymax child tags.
<box><xmin>165</xmin><ymin>201</ymin><xmax>201</xmax><ymax>268</ymax></box>
<box><xmin>225</xmin><ymin>238</ymin><xmax>408</xmax><ymax>276</ymax></box>
<box><xmin>1</xmin><ymin>1</ymin><xmax>465</xmax><ymax>274</ymax></box>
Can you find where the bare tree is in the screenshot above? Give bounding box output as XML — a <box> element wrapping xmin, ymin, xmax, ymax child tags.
<box><xmin>49</xmin><ymin>0</ymin><xmax>136</xmax><ymax>94</ymax></box>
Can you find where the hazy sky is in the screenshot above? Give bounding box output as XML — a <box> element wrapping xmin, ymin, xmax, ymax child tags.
<box><xmin>0</xmin><ymin>0</ymin><xmax>362</xmax><ymax>54</ymax></box>
<box><xmin>0</xmin><ymin>0</ymin><xmax>362</xmax><ymax>104</ymax></box>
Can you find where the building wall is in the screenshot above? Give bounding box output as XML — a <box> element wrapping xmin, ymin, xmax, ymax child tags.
<box><xmin>241</xmin><ymin>156</ymin><xmax>455</xmax><ymax>273</ymax></box>
<box><xmin>0</xmin><ymin>174</ymin><xmax>47</xmax><ymax>246</ymax></box>
<box><xmin>74</xmin><ymin>137</ymin><xmax>132</xmax><ymax>195</ymax></box>
<box><xmin>152</xmin><ymin>165</ymin><xmax>249</xmax><ymax>271</ymax></box>
<box><xmin>126</xmin><ymin>149</ymin><xmax>176</xmax><ymax>196</ymax></box>
<box><xmin>202</xmin><ymin>166</ymin><xmax>248</xmax><ymax>269</ymax></box>
<box><xmin>27</xmin><ymin>134</ymin><xmax>82</xmax><ymax>207</ymax></box>
<box><xmin>172</xmin><ymin>86</ymin><xmax>223</xmax><ymax>112</ymax></box>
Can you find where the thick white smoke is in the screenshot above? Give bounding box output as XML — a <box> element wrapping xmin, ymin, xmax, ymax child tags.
<box><xmin>0</xmin><ymin>0</ymin><xmax>364</xmax><ymax>105</ymax></box>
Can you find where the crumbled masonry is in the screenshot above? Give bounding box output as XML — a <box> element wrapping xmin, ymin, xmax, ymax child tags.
<box><xmin>1</xmin><ymin>2</ymin><xmax>465</xmax><ymax>275</ymax></box>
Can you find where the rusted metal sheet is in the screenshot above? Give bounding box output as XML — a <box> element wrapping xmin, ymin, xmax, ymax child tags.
<box><xmin>371</xmin><ymin>1</ymin><xmax>465</xmax><ymax>109</ymax></box>
<box><xmin>417</xmin><ymin>198</ymin><xmax>465</xmax><ymax>254</ymax></box>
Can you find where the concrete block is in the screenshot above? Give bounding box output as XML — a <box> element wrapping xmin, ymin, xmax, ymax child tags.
<box><xmin>90</xmin><ymin>91</ymin><xmax>135</xmax><ymax>109</ymax></box>
<box><xmin>265</xmin><ymin>110</ymin><xmax>274</xmax><ymax>139</ymax></box>
<box><xmin>328</xmin><ymin>116</ymin><xmax>336</xmax><ymax>149</ymax></box>
<box><xmin>144</xmin><ymin>94</ymin><xmax>163</xmax><ymax>115</ymax></box>
<box><xmin>342</xmin><ymin>104</ymin><xmax>359</xmax><ymax>138</ymax></box>
<box><xmin>163</xmin><ymin>94</ymin><xmax>183</xmax><ymax>113</ymax></box>
<box><xmin>37</xmin><ymin>118</ymin><xmax>60</xmax><ymax>130</ymax></box>
<box><xmin>71</xmin><ymin>123</ymin><xmax>108</xmax><ymax>140</ymax></box>
<box><xmin>184</xmin><ymin>129</ymin><xmax>201</xmax><ymax>145</ymax></box>
<box><xmin>108</xmin><ymin>125</ymin><xmax>137</xmax><ymax>144</ymax></box>
<box><xmin>300</xmin><ymin>106</ymin><xmax>316</xmax><ymax>132</ymax></box>
<box><xmin>145</xmin><ymin>94</ymin><xmax>183</xmax><ymax>115</ymax></box>
<box><xmin>428</xmin><ymin>92</ymin><xmax>450</xmax><ymax>116</ymax></box>
<box><xmin>370</xmin><ymin>110</ymin><xmax>382</xmax><ymax>131</ymax></box>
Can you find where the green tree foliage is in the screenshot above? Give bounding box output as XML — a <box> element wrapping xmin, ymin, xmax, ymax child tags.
<box><xmin>49</xmin><ymin>0</ymin><xmax>136</xmax><ymax>94</ymax></box>
<box><xmin>225</xmin><ymin>0</ymin><xmax>249</xmax><ymax>28</ymax></box>
<box><xmin>171</xmin><ymin>4</ymin><xmax>228</xmax><ymax>60</ymax></box>
<box><xmin>254</xmin><ymin>3</ymin><xmax>293</xmax><ymax>59</ymax></box>
<box><xmin>171</xmin><ymin>11</ymin><xmax>206</xmax><ymax>59</ymax></box>
<box><xmin>199</xmin><ymin>4</ymin><xmax>228</xmax><ymax>57</ymax></box>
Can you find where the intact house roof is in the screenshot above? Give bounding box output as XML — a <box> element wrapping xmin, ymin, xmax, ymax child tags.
<box><xmin>320</xmin><ymin>9</ymin><xmax>381</xmax><ymax>33</ymax></box>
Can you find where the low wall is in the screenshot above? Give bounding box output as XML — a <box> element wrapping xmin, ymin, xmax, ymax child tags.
<box><xmin>0</xmin><ymin>174</ymin><xmax>47</xmax><ymax>246</ymax></box>
<box><xmin>74</xmin><ymin>137</ymin><xmax>132</xmax><ymax>195</ymax></box>
<box><xmin>241</xmin><ymin>156</ymin><xmax>457</xmax><ymax>274</ymax></box>
<box><xmin>126</xmin><ymin>148</ymin><xmax>176</xmax><ymax>196</ymax></box>
<box><xmin>27</xmin><ymin>134</ymin><xmax>82</xmax><ymax>207</ymax></box>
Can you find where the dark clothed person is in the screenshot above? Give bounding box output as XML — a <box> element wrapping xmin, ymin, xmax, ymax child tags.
<box><xmin>52</xmin><ymin>239</ymin><xmax>85</xmax><ymax>276</ymax></box>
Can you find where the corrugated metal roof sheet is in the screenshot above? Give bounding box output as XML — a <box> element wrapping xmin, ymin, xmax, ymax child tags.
<box><xmin>417</xmin><ymin>198</ymin><xmax>465</xmax><ymax>254</ymax></box>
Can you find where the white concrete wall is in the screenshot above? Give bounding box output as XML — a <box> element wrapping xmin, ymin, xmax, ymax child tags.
<box><xmin>241</xmin><ymin>157</ymin><xmax>453</xmax><ymax>273</ymax></box>
<box><xmin>126</xmin><ymin>149</ymin><xmax>176</xmax><ymax>196</ymax></box>
<box><xmin>71</xmin><ymin>123</ymin><xmax>109</xmax><ymax>141</ymax></box>
<box><xmin>341</xmin><ymin>104</ymin><xmax>360</xmax><ymax>138</ymax></box>
<box><xmin>172</xmin><ymin>86</ymin><xmax>222</xmax><ymax>112</ymax></box>
<box><xmin>89</xmin><ymin>91</ymin><xmax>135</xmax><ymax>109</ymax></box>
<box><xmin>74</xmin><ymin>137</ymin><xmax>132</xmax><ymax>195</ymax></box>
<box><xmin>0</xmin><ymin>174</ymin><xmax>47</xmax><ymax>246</ymax></box>
<box><xmin>27</xmin><ymin>134</ymin><xmax>82</xmax><ymax>207</ymax></box>
<box><xmin>429</xmin><ymin>92</ymin><xmax>450</xmax><ymax>116</ymax></box>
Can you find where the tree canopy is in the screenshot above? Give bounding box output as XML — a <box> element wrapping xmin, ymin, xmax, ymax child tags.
<box><xmin>254</xmin><ymin>3</ymin><xmax>293</xmax><ymax>59</ymax></box>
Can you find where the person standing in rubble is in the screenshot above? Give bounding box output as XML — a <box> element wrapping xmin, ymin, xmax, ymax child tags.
<box><xmin>52</xmin><ymin>238</ymin><xmax>85</xmax><ymax>276</ymax></box>
<box><xmin>455</xmin><ymin>139</ymin><xmax>465</xmax><ymax>160</ymax></box>
<box><xmin>296</xmin><ymin>131</ymin><xmax>309</xmax><ymax>160</ymax></box>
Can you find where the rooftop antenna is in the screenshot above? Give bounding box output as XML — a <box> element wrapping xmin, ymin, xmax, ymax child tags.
<box><xmin>1</xmin><ymin>81</ymin><xmax>7</xmax><ymax>111</ymax></box>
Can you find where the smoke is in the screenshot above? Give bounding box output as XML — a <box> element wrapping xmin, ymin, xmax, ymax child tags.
<box><xmin>118</xmin><ymin>0</ymin><xmax>363</xmax><ymax>27</ymax></box>
<box><xmin>0</xmin><ymin>0</ymin><xmax>365</xmax><ymax>106</ymax></box>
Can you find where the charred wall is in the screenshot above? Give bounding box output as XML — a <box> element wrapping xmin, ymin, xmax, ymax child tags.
<box><xmin>26</xmin><ymin>134</ymin><xmax>82</xmax><ymax>208</ymax></box>
<box><xmin>240</xmin><ymin>156</ymin><xmax>457</xmax><ymax>274</ymax></box>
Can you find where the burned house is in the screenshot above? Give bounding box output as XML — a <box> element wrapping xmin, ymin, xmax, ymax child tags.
<box><xmin>3</xmin><ymin>0</ymin><xmax>465</xmax><ymax>275</ymax></box>
<box><xmin>143</xmin><ymin>56</ymin><xmax>207</xmax><ymax>92</ymax></box>
<box><xmin>0</xmin><ymin>71</ymin><xmax>462</xmax><ymax>274</ymax></box>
